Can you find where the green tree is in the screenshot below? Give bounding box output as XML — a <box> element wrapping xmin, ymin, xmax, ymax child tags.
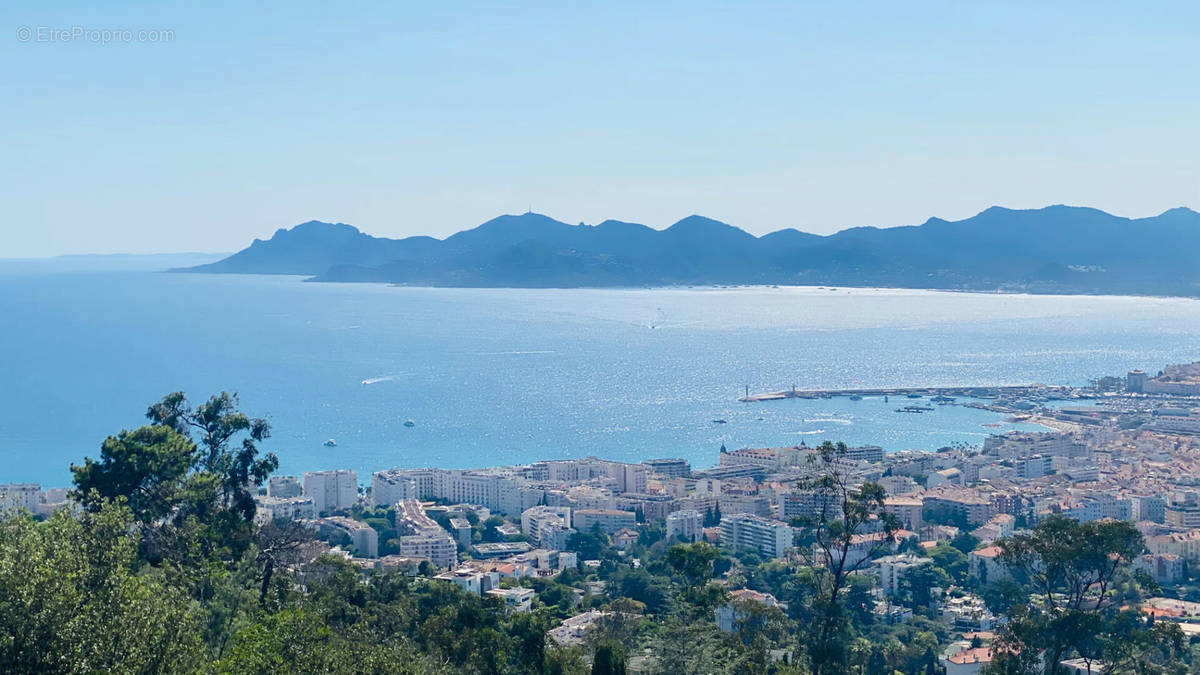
<box><xmin>950</xmin><ymin>531</ymin><xmax>980</xmax><ymax>554</ymax></box>
<box><xmin>146</xmin><ymin>391</ymin><xmax>278</xmax><ymax>526</ymax></box>
<box><xmin>664</xmin><ymin>542</ymin><xmax>722</xmax><ymax>587</ymax></box>
<box><xmin>898</xmin><ymin>563</ymin><xmax>952</xmax><ymax>611</ymax></box>
<box><xmin>0</xmin><ymin>505</ymin><xmax>206</xmax><ymax>673</ymax></box>
<box><xmin>985</xmin><ymin>517</ymin><xmax>1161</xmax><ymax>675</ymax></box>
<box><xmin>568</xmin><ymin>526</ymin><xmax>609</xmax><ymax>560</ymax></box>
<box><xmin>70</xmin><ymin>424</ymin><xmax>195</xmax><ymax>523</ymax></box>
<box><xmin>592</xmin><ymin>639</ymin><xmax>627</xmax><ymax>675</ymax></box>
<box><xmin>794</xmin><ymin>441</ymin><xmax>898</xmax><ymax>674</ymax></box>
<box><xmin>928</xmin><ymin>542</ymin><xmax>969</xmax><ymax>584</ymax></box>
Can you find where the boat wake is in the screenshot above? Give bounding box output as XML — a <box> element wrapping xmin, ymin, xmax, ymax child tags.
<box><xmin>361</xmin><ymin>376</ymin><xmax>396</xmax><ymax>385</ymax></box>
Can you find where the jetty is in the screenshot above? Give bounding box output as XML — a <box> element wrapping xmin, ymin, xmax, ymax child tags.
<box><xmin>738</xmin><ymin>383</ymin><xmax>1070</xmax><ymax>403</ymax></box>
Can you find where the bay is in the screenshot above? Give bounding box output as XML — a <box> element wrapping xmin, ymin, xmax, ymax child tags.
<box><xmin>1</xmin><ymin>271</ymin><xmax>1197</xmax><ymax>487</ymax></box>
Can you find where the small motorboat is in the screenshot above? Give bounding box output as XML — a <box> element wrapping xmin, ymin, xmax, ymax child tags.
<box><xmin>712</xmin><ymin>419</ymin><xmax>728</xmax><ymax>424</ymax></box>
<box><xmin>849</xmin><ymin>395</ymin><xmax>863</xmax><ymax>401</ymax></box>
<box><xmin>403</xmin><ymin>420</ymin><xmax>416</xmax><ymax>428</ymax></box>
<box><xmin>323</xmin><ymin>438</ymin><xmax>337</xmax><ymax>447</ymax></box>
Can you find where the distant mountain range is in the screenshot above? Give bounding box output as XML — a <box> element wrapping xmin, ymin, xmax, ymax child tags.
<box><xmin>176</xmin><ymin>206</ymin><xmax>1200</xmax><ymax>296</ymax></box>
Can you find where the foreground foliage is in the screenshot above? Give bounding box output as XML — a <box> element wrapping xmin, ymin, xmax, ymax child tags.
<box><xmin>0</xmin><ymin>399</ymin><xmax>1194</xmax><ymax>673</ymax></box>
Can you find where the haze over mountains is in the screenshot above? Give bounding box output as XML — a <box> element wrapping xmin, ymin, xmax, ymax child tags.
<box><xmin>178</xmin><ymin>206</ymin><xmax>1200</xmax><ymax>296</ymax></box>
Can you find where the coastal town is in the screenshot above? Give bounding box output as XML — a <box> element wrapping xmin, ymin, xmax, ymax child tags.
<box><xmin>4</xmin><ymin>360</ymin><xmax>1200</xmax><ymax>672</ymax></box>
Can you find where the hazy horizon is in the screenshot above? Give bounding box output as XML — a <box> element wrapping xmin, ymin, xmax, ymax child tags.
<box><xmin>4</xmin><ymin>2</ymin><xmax>1199</xmax><ymax>257</ymax></box>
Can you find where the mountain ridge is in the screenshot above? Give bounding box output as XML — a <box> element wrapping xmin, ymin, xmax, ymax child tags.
<box><xmin>176</xmin><ymin>206</ymin><xmax>1200</xmax><ymax>296</ymax></box>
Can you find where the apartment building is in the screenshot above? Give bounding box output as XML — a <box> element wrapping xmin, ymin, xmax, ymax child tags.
<box><xmin>642</xmin><ymin>458</ymin><xmax>691</xmax><ymax>478</ymax></box>
<box><xmin>254</xmin><ymin>495</ymin><xmax>316</xmax><ymax>522</ymax></box>
<box><xmin>0</xmin><ymin>484</ymin><xmax>40</xmax><ymax>513</ymax></box>
<box><xmin>719</xmin><ymin>512</ymin><xmax>793</xmax><ymax>558</ymax></box>
<box><xmin>983</xmin><ymin>431</ymin><xmax>1086</xmax><ymax>459</ymax></box>
<box><xmin>322</xmin><ymin>516</ymin><xmax>379</xmax><ymax>558</ymax></box>
<box><xmin>883</xmin><ymin>495</ymin><xmax>925</xmax><ymax>531</ymax></box>
<box><xmin>303</xmin><ymin>470</ymin><xmax>358</xmax><ymax>514</ymax></box>
<box><xmin>394</xmin><ymin>499</ymin><xmax>458</xmax><ymax>567</ymax></box>
<box><xmin>521</xmin><ymin>505</ymin><xmax>574</xmax><ymax>548</ymax></box>
<box><xmin>1133</xmin><ymin>495</ymin><xmax>1167</xmax><ymax>523</ymax></box>
<box><xmin>1166</xmin><ymin>504</ymin><xmax>1200</xmax><ymax>529</ymax></box>
<box><xmin>266</xmin><ymin>475</ymin><xmax>303</xmax><ymax>498</ymax></box>
<box><xmin>1147</xmin><ymin>529</ymin><xmax>1200</xmax><ymax>561</ymax></box>
<box><xmin>400</xmin><ymin>531</ymin><xmax>458</xmax><ymax>568</ymax></box>
<box><xmin>778</xmin><ymin>488</ymin><xmax>837</xmax><ymax>521</ymax></box>
<box><xmin>666</xmin><ymin>509</ymin><xmax>702</xmax><ymax>542</ymax></box>
<box><xmin>370</xmin><ymin>467</ymin><xmax>543</xmax><ymax>515</ymax></box>
<box><xmin>923</xmin><ymin>488</ymin><xmax>996</xmax><ymax>527</ymax></box>
<box><xmin>573</xmin><ymin>509</ymin><xmax>637</xmax><ymax>534</ymax></box>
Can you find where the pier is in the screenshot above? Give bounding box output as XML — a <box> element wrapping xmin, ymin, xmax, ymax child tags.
<box><xmin>738</xmin><ymin>383</ymin><xmax>1071</xmax><ymax>403</ymax></box>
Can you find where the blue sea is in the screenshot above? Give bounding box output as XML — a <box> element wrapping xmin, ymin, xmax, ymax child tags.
<box><xmin>2</xmin><ymin>271</ymin><xmax>1198</xmax><ymax>487</ymax></box>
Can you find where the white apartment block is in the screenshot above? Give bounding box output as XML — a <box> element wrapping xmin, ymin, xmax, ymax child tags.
<box><xmin>370</xmin><ymin>468</ymin><xmax>542</xmax><ymax>515</ymax></box>
<box><xmin>0</xmin><ymin>484</ymin><xmax>40</xmax><ymax>514</ymax></box>
<box><xmin>878</xmin><ymin>475</ymin><xmax>919</xmax><ymax>496</ymax></box>
<box><xmin>573</xmin><ymin>509</ymin><xmax>636</xmax><ymax>534</ymax></box>
<box><xmin>449</xmin><ymin>517</ymin><xmax>473</xmax><ymax>548</ymax></box>
<box><xmin>719</xmin><ymin>446</ymin><xmax>809</xmax><ymax>472</ymax></box>
<box><xmin>719</xmin><ymin>512</ymin><xmax>793</xmax><ymax>558</ymax></box>
<box><xmin>1146</xmin><ymin>413</ymin><xmax>1200</xmax><ymax>436</ymax></box>
<box><xmin>303</xmin><ymin>470</ymin><xmax>358</xmax><ymax>514</ymax></box>
<box><xmin>642</xmin><ymin>458</ymin><xmax>691</xmax><ymax>478</ymax></box>
<box><xmin>666</xmin><ymin>509</ymin><xmax>702</xmax><ymax>542</ymax></box>
<box><xmin>394</xmin><ymin>499</ymin><xmax>459</xmax><ymax>567</ymax></box>
<box><xmin>983</xmin><ymin>431</ymin><xmax>1086</xmax><ymax>459</ymax></box>
<box><xmin>521</xmin><ymin>505</ymin><xmax>574</xmax><ymax>548</ymax></box>
<box><xmin>322</xmin><ymin>516</ymin><xmax>378</xmax><ymax>558</ymax></box>
<box><xmin>400</xmin><ymin>531</ymin><xmax>458</xmax><ymax>568</ymax></box>
<box><xmin>254</xmin><ymin>495</ymin><xmax>316</xmax><ymax>522</ymax></box>
<box><xmin>719</xmin><ymin>493</ymin><xmax>772</xmax><ymax>518</ymax></box>
<box><xmin>266</xmin><ymin>475</ymin><xmax>302</xmax><ymax>498</ymax></box>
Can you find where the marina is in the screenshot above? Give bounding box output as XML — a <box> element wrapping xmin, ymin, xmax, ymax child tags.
<box><xmin>739</xmin><ymin>383</ymin><xmax>1071</xmax><ymax>403</ymax></box>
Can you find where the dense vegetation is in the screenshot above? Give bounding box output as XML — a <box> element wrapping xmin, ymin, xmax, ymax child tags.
<box><xmin>0</xmin><ymin>393</ymin><xmax>1191</xmax><ymax>673</ymax></box>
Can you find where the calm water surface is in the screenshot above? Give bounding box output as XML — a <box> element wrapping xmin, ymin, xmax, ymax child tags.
<box><xmin>1</xmin><ymin>272</ymin><xmax>1197</xmax><ymax>486</ymax></box>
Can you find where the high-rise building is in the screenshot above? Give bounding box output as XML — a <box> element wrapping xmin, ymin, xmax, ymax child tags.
<box><xmin>303</xmin><ymin>470</ymin><xmax>358</xmax><ymax>514</ymax></box>
<box><xmin>1127</xmin><ymin>370</ymin><xmax>1147</xmax><ymax>393</ymax></box>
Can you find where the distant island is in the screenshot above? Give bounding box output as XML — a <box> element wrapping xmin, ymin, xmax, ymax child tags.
<box><xmin>175</xmin><ymin>205</ymin><xmax>1200</xmax><ymax>297</ymax></box>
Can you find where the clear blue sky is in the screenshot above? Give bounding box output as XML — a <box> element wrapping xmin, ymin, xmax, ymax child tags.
<box><xmin>3</xmin><ymin>1</ymin><xmax>1198</xmax><ymax>257</ymax></box>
